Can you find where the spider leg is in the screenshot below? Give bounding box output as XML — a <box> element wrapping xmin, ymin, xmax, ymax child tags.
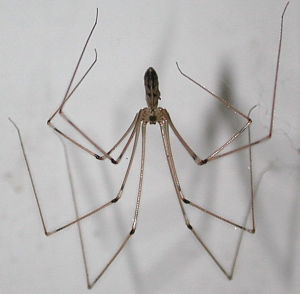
<box><xmin>207</xmin><ymin>2</ymin><xmax>288</xmax><ymax>161</ymax></box>
<box><xmin>87</xmin><ymin>121</ymin><xmax>147</xmax><ymax>288</ymax></box>
<box><xmin>56</xmin><ymin>110</ymin><xmax>140</xmax><ymax>163</ymax></box>
<box><xmin>46</xmin><ymin>8</ymin><xmax>133</xmax><ymax>163</ymax></box>
<box><xmin>60</xmin><ymin>9</ymin><xmax>98</xmax><ymax>111</ymax></box>
<box><xmin>159</xmin><ymin>119</ymin><xmax>243</xmax><ymax>278</ymax></box>
<box><xmin>48</xmin><ymin>9</ymin><xmax>100</xmax><ymax>157</ymax></box>
<box><xmin>175</xmin><ymin>2</ymin><xmax>288</xmax><ymax>163</ymax></box>
<box><xmin>9</xmin><ymin>112</ymin><xmax>142</xmax><ymax>235</ymax></box>
<box><xmin>160</xmin><ymin>114</ymin><xmax>255</xmax><ymax>233</ymax></box>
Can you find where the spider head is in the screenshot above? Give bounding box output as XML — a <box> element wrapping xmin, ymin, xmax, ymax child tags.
<box><xmin>144</xmin><ymin>67</ymin><xmax>161</xmax><ymax>109</ymax></box>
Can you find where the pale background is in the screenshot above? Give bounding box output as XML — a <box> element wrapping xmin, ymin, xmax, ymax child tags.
<box><xmin>1</xmin><ymin>1</ymin><xmax>300</xmax><ymax>293</ymax></box>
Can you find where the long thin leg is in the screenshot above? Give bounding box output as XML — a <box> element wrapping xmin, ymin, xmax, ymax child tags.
<box><xmin>161</xmin><ymin>114</ymin><xmax>254</xmax><ymax>230</ymax></box>
<box><xmin>9</xmin><ymin>114</ymin><xmax>142</xmax><ymax>235</ymax></box>
<box><xmin>48</xmin><ymin>8</ymin><xmax>97</xmax><ymax>125</ymax></box>
<box><xmin>160</xmin><ymin>120</ymin><xmax>243</xmax><ymax>278</ymax></box>
<box><xmin>174</xmin><ymin>2</ymin><xmax>288</xmax><ymax>164</ymax></box>
<box><xmin>48</xmin><ymin>49</ymin><xmax>98</xmax><ymax>124</ymax></box>
<box><xmin>52</xmin><ymin>109</ymin><xmax>140</xmax><ymax>163</ymax></box>
<box><xmin>46</xmin><ymin>8</ymin><xmax>131</xmax><ymax>163</ymax></box>
<box><xmin>50</xmin><ymin>9</ymin><xmax>98</xmax><ymax>116</ymax></box>
<box><xmin>88</xmin><ymin>122</ymin><xmax>147</xmax><ymax>288</ymax></box>
<box><xmin>161</xmin><ymin>112</ymin><xmax>255</xmax><ymax>233</ymax></box>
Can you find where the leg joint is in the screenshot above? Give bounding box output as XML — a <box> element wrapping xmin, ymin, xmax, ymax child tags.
<box><xmin>111</xmin><ymin>197</ymin><xmax>119</xmax><ymax>203</ymax></box>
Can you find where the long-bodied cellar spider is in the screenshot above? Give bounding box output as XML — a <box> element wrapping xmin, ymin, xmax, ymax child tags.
<box><xmin>10</xmin><ymin>2</ymin><xmax>289</xmax><ymax>290</ymax></box>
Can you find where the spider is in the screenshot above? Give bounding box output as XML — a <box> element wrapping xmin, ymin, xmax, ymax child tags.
<box><xmin>10</xmin><ymin>2</ymin><xmax>289</xmax><ymax>289</ymax></box>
